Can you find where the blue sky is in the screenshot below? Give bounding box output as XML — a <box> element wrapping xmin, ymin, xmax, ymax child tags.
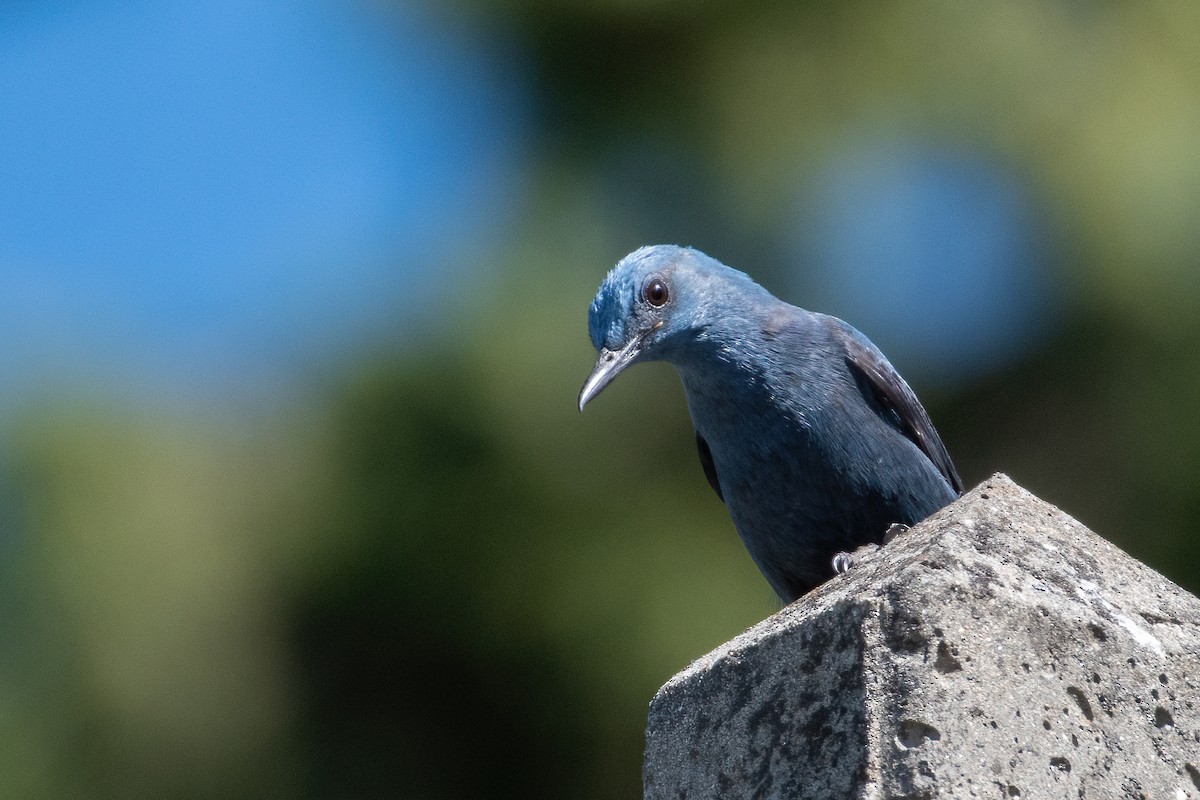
<box><xmin>0</xmin><ymin>0</ymin><xmax>526</xmax><ymax>407</ymax></box>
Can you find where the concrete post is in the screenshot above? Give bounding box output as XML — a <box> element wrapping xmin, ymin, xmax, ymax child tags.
<box><xmin>644</xmin><ymin>475</ymin><xmax>1200</xmax><ymax>799</ymax></box>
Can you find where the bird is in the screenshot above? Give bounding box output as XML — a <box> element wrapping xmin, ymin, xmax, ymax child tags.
<box><xmin>578</xmin><ymin>245</ymin><xmax>962</xmax><ymax>602</ymax></box>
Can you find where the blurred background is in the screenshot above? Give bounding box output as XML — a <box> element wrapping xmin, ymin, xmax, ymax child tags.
<box><xmin>2</xmin><ymin>0</ymin><xmax>1199</xmax><ymax>797</ymax></box>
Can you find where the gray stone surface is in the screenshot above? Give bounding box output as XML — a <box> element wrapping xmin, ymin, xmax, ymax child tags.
<box><xmin>643</xmin><ymin>474</ymin><xmax>1200</xmax><ymax>800</ymax></box>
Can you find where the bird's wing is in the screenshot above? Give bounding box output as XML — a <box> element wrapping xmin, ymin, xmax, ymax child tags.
<box><xmin>695</xmin><ymin>432</ymin><xmax>725</xmax><ymax>502</ymax></box>
<box><xmin>839</xmin><ymin>327</ymin><xmax>964</xmax><ymax>495</ymax></box>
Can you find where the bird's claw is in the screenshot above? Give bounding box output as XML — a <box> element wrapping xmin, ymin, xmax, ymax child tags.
<box><xmin>883</xmin><ymin>522</ymin><xmax>910</xmax><ymax>544</ymax></box>
<box><xmin>833</xmin><ymin>541</ymin><xmax>884</xmax><ymax>576</ymax></box>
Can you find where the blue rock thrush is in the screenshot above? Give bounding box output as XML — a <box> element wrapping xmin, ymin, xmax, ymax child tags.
<box><xmin>579</xmin><ymin>245</ymin><xmax>962</xmax><ymax>602</ymax></box>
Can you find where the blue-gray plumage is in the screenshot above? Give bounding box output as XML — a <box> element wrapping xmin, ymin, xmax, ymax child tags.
<box><xmin>579</xmin><ymin>245</ymin><xmax>962</xmax><ymax>602</ymax></box>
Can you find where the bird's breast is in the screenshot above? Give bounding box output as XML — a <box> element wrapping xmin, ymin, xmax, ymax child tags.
<box><xmin>677</xmin><ymin>366</ymin><xmax>809</xmax><ymax>470</ymax></box>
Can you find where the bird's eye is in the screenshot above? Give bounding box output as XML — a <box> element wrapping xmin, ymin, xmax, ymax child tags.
<box><xmin>643</xmin><ymin>277</ymin><xmax>670</xmax><ymax>308</ymax></box>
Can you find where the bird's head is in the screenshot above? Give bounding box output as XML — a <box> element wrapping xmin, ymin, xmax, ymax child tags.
<box><xmin>578</xmin><ymin>244</ymin><xmax>757</xmax><ymax>411</ymax></box>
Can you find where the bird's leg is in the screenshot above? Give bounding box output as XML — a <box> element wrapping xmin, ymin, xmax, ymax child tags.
<box><xmin>834</xmin><ymin>523</ymin><xmax>911</xmax><ymax>575</ymax></box>
<box><xmin>883</xmin><ymin>522</ymin><xmax>910</xmax><ymax>544</ymax></box>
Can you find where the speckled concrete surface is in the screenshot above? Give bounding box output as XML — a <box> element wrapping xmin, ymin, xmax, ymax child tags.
<box><xmin>643</xmin><ymin>475</ymin><xmax>1200</xmax><ymax>800</ymax></box>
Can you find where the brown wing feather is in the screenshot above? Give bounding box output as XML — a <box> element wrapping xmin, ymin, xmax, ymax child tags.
<box><xmin>841</xmin><ymin>330</ymin><xmax>964</xmax><ymax>495</ymax></box>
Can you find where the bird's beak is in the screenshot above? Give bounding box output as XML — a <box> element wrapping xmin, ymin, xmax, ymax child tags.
<box><xmin>578</xmin><ymin>334</ymin><xmax>644</xmax><ymax>412</ymax></box>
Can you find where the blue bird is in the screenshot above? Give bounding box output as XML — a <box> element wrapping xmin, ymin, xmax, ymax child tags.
<box><xmin>579</xmin><ymin>245</ymin><xmax>962</xmax><ymax>602</ymax></box>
